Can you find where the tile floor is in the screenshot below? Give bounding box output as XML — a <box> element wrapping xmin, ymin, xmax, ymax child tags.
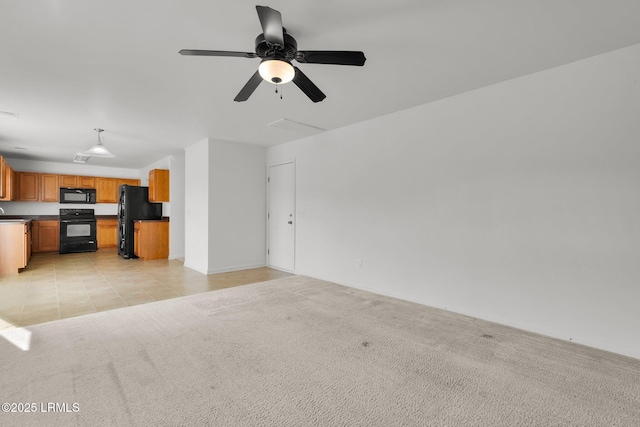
<box><xmin>0</xmin><ymin>249</ymin><xmax>293</xmax><ymax>327</ymax></box>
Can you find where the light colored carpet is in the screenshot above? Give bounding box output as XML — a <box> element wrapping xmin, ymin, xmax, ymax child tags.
<box><xmin>1</xmin><ymin>275</ymin><xmax>639</xmax><ymax>426</ymax></box>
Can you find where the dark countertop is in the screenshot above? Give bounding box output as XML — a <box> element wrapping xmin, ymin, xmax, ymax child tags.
<box><xmin>0</xmin><ymin>215</ymin><xmax>59</xmax><ymax>220</ymax></box>
<box><xmin>0</xmin><ymin>215</ymin><xmax>168</xmax><ymax>221</ymax></box>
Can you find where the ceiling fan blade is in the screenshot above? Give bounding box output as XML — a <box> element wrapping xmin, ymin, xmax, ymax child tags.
<box><xmin>256</xmin><ymin>6</ymin><xmax>284</xmax><ymax>48</ymax></box>
<box><xmin>295</xmin><ymin>51</ymin><xmax>366</xmax><ymax>66</ymax></box>
<box><xmin>292</xmin><ymin>67</ymin><xmax>326</xmax><ymax>103</ymax></box>
<box><xmin>179</xmin><ymin>49</ymin><xmax>257</xmax><ymax>58</ymax></box>
<box><xmin>234</xmin><ymin>70</ymin><xmax>263</xmax><ymax>102</ymax></box>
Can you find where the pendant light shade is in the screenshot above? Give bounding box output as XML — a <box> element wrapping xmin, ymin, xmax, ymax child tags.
<box><xmin>81</xmin><ymin>128</ymin><xmax>115</xmax><ymax>157</ymax></box>
<box><xmin>258</xmin><ymin>59</ymin><xmax>295</xmax><ymax>84</ymax></box>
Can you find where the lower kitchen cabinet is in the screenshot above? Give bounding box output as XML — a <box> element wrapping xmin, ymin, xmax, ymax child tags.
<box><xmin>25</xmin><ymin>222</ymin><xmax>32</xmax><ymax>266</ymax></box>
<box><xmin>134</xmin><ymin>220</ymin><xmax>169</xmax><ymax>260</ymax></box>
<box><xmin>97</xmin><ymin>219</ymin><xmax>118</xmax><ymax>248</ymax></box>
<box><xmin>0</xmin><ymin>221</ymin><xmax>31</xmax><ymax>274</ymax></box>
<box><xmin>32</xmin><ymin>220</ymin><xmax>60</xmax><ymax>253</ymax></box>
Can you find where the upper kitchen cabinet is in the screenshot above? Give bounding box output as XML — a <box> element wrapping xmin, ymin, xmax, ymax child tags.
<box><xmin>96</xmin><ymin>177</ymin><xmax>118</xmax><ymax>203</ymax></box>
<box><xmin>117</xmin><ymin>178</ymin><xmax>140</xmax><ymax>188</ymax></box>
<box><xmin>40</xmin><ymin>173</ymin><xmax>59</xmax><ymax>202</ymax></box>
<box><xmin>0</xmin><ymin>158</ymin><xmax>15</xmax><ymax>201</ymax></box>
<box><xmin>148</xmin><ymin>169</ymin><xmax>170</xmax><ymax>202</ymax></box>
<box><xmin>0</xmin><ymin>155</ymin><xmax>5</xmax><ymax>198</ymax></box>
<box><xmin>18</xmin><ymin>172</ymin><xmax>40</xmax><ymax>201</ymax></box>
<box><xmin>59</xmin><ymin>175</ymin><xmax>78</xmax><ymax>187</ymax></box>
<box><xmin>62</xmin><ymin>175</ymin><xmax>99</xmax><ymax>188</ymax></box>
<box><xmin>78</xmin><ymin>176</ymin><xmax>96</xmax><ymax>188</ymax></box>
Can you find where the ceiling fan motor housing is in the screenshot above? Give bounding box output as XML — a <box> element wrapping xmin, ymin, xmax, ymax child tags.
<box><xmin>255</xmin><ymin>32</ymin><xmax>297</xmax><ymax>61</ymax></box>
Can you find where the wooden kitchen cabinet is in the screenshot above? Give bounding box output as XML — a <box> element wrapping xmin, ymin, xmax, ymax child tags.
<box><xmin>25</xmin><ymin>222</ymin><xmax>32</xmax><ymax>266</ymax></box>
<box><xmin>0</xmin><ymin>155</ymin><xmax>5</xmax><ymax>199</ymax></box>
<box><xmin>32</xmin><ymin>220</ymin><xmax>59</xmax><ymax>253</ymax></box>
<box><xmin>97</xmin><ymin>219</ymin><xmax>118</xmax><ymax>248</ymax></box>
<box><xmin>2</xmin><ymin>170</ymin><xmax>141</xmax><ymax>203</ymax></box>
<box><xmin>40</xmin><ymin>174</ymin><xmax>59</xmax><ymax>202</ymax></box>
<box><xmin>59</xmin><ymin>175</ymin><xmax>78</xmax><ymax>187</ymax></box>
<box><xmin>31</xmin><ymin>221</ymin><xmax>38</xmax><ymax>252</ymax></box>
<box><xmin>133</xmin><ymin>220</ymin><xmax>169</xmax><ymax>260</ymax></box>
<box><xmin>0</xmin><ymin>221</ymin><xmax>31</xmax><ymax>274</ymax></box>
<box><xmin>117</xmin><ymin>178</ymin><xmax>140</xmax><ymax>188</ymax></box>
<box><xmin>18</xmin><ymin>172</ymin><xmax>40</xmax><ymax>201</ymax></box>
<box><xmin>148</xmin><ymin>169</ymin><xmax>170</xmax><ymax>202</ymax></box>
<box><xmin>0</xmin><ymin>164</ymin><xmax>15</xmax><ymax>201</ymax></box>
<box><xmin>96</xmin><ymin>177</ymin><xmax>118</xmax><ymax>203</ymax></box>
<box><xmin>78</xmin><ymin>176</ymin><xmax>96</xmax><ymax>188</ymax></box>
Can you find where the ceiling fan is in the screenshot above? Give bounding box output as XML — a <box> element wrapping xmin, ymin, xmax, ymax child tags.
<box><xmin>179</xmin><ymin>5</ymin><xmax>366</xmax><ymax>103</ymax></box>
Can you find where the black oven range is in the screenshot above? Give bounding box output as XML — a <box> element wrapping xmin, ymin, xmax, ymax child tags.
<box><xmin>59</xmin><ymin>208</ymin><xmax>97</xmax><ymax>254</ymax></box>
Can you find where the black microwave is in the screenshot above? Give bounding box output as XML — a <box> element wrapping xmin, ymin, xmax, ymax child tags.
<box><xmin>60</xmin><ymin>187</ymin><xmax>96</xmax><ymax>204</ymax></box>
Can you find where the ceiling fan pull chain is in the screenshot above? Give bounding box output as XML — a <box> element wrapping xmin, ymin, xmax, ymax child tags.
<box><xmin>274</xmin><ymin>83</ymin><xmax>283</xmax><ymax>99</ymax></box>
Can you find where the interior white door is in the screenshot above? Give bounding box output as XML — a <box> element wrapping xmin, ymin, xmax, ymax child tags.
<box><xmin>268</xmin><ymin>162</ymin><xmax>295</xmax><ymax>271</ymax></box>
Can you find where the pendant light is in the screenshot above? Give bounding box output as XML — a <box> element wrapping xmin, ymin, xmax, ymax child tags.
<box><xmin>81</xmin><ymin>128</ymin><xmax>115</xmax><ymax>157</ymax></box>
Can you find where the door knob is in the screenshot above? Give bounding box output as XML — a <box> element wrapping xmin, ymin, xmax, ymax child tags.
<box><xmin>288</xmin><ymin>221</ymin><xmax>293</xmax><ymax>224</ymax></box>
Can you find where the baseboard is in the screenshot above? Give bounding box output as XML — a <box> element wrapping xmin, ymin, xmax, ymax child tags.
<box><xmin>182</xmin><ymin>262</ymin><xmax>207</xmax><ymax>275</ymax></box>
<box><xmin>266</xmin><ymin>265</ymin><xmax>295</xmax><ymax>274</ymax></box>
<box><xmin>207</xmin><ymin>262</ymin><xmax>266</xmax><ymax>275</ymax></box>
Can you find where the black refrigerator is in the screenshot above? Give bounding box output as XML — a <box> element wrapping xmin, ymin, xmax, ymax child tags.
<box><xmin>117</xmin><ymin>185</ymin><xmax>163</xmax><ymax>259</ymax></box>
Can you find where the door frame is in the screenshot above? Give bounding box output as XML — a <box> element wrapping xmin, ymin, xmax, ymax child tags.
<box><xmin>266</xmin><ymin>160</ymin><xmax>296</xmax><ymax>272</ymax></box>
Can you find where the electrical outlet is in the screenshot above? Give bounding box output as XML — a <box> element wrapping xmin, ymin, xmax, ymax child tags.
<box><xmin>356</xmin><ymin>259</ymin><xmax>362</xmax><ymax>268</ymax></box>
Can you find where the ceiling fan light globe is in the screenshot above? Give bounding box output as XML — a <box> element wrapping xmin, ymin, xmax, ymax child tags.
<box><xmin>259</xmin><ymin>59</ymin><xmax>294</xmax><ymax>84</ymax></box>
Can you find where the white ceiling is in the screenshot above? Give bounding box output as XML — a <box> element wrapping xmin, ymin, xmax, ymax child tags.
<box><xmin>2</xmin><ymin>0</ymin><xmax>640</xmax><ymax>169</ymax></box>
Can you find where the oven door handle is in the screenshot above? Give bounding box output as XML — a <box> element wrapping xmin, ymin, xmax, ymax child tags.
<box><xmin>60</xmin><ymin>219</ymin><xmax>96</xmax><ymax>223</ymax></box>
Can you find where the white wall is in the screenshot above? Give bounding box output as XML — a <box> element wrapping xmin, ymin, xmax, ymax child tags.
<box><xmin>168</xmin><ymin>151</ymin><xmax>185</xmax><ymax>260</ymax></box>
<box><xmin>183</xmin><ymin>138</ymin><xmax>209</xmax><ymax>274</ymax></box>
<box><xmin>207</xmin><ymin>140</ymin><xmax>266</xmax><ymax>273</ymax></box>
<box><xmin>267</xmin><ymin>43</ymin><xmax>640</xmax><ymax>359</ymax></box>
<box><xmin>183</xmin><ymin>138</ymin><xmax>266</xmax><ymax>274</ymax></box>
<box><xmin>0</xmin><ymin>158</ymin><xmax>139</xmax><ymax>215</ymax></box>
